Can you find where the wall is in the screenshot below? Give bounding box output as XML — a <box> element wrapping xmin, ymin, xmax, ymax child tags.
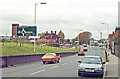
<box><xmin>114</xmin><ymin>44</ymin><xmax>120</xmax><ymax>58</ymax></box>
<box><xmin>1</xmin><ymin>52</ymin><xmax>77</xmax><ymax>68</ymax></box>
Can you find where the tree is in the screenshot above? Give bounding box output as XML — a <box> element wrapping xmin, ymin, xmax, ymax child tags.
<box><xmin>38</xmin><ymin>32</ymin><xmax>46</xmax><ymax>37</ymax></box>
<box><xmin>73</xmin><ymin>31</ymin><xmax>92</xmax><ymax>44</ymax></box>
<box><xmin>66</xmin><ymin>39</ymin><xmax>71</xmax><ymax>44</ymax></box>
<box><xmin>112</xmin><ymin>36</ymin><xmax>120</xmax><ymax>44</ymax></box>
<box><xmin>58</xmin><ymin>30</ymin><xmax>65</xmax><ymax>43</ymax></box>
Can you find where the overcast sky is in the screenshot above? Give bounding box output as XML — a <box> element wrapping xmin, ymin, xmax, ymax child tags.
<box><xmin>0</xmin><ymin>0</ymin><xmax>119</xmax><ymax>39</ymax></box>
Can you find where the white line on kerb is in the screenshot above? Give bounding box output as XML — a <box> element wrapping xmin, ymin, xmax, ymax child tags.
<box><xmin>29</xmin><ymin>70</ymin><xmax>45</xmax><ymax>75</ymax></box>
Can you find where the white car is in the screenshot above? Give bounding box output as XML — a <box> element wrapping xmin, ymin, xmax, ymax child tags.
<box><xmin>83</xmin><ymin>45</ymin><xmax>87</xmax><ymax>51</ymax></box>
<box><xmin>78</xmin><ymin>56</ymin><xmax>105</xmax><ymax>77</ymax></box>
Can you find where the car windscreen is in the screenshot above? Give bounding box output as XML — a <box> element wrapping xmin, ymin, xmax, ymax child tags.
<box><xmin>82</xmin><ymin>57</ymin><xmax>101</xmax><ymax>64</ymax></box>
<box><xmin>44</xmin><ymin>54</ymin><xmax>54</xmax><ymax>57</ymax></box>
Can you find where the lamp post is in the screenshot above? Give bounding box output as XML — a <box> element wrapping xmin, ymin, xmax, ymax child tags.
<box><xmin>98</xmin><ymin>30</ymin><xmax>102</xmax><ymax>44</ymax></box>
<box><xmin>34</xmin><ymin>2</ymin><xmax>46</xmax><ymax>26</ymax></box>
<box><xmin>101</xmin><ymin>23</ymin><xmax>109</xmax><ymax>62</ymax></box>
<box><xmin>34</xmin><ymin>2</ymin><xmax>46</xmax><ymax>53</ymax></box>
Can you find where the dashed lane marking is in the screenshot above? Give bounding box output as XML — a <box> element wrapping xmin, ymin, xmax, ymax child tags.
<box><xmin>62</xmin><ymin>63</ymin><xmax>67</xmax><ymax>65</ymax></box>
<box><xmin>29</xmin><ymin>69</ymin><xmax>45</xmax><ymax>75</ymax></box>
<box><xmin>49</xmin><ymin>66</ymin><xmax>59</xmax><ymax>69</ymax></box>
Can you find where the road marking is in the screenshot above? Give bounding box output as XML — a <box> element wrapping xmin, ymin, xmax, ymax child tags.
<box><xmin>49</xmin><ymin>66</ymin><xmax>59</xmax><ymax>69</ymax></box>
<box><xmin>29</xmin><ymin>69</ymin><xmax>45</xmax><ymax>75</ymax></box>
<box><xmin>62</xmin><ymin>63</ymin><xmax>67</xmax><ymax>65</ymax></box>
<box><xmin>70</xmin><ymin>61</ymin><xmax>73</xmax><ymax>63</ymax></box>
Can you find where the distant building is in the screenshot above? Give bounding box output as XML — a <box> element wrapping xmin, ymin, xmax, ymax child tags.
<box><xmin>37</xmin><ymin>31</ymin><xmax>61</xmax><ymax>44</ymax></box>
<box><xmin>109</xmin><ymin>27</ymin><xmax>120</xmax><ymax>44</ymax></box>
<box><xmin>12</xmin><ymin>24</ymin><xmax>19</xmax><ymax>37</ymax></box>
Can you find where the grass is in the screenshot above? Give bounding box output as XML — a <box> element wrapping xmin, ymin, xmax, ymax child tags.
<box><xmin>0</xmin><ymin>42</ymin><xmax>79</xmax><ymax>56</ymax></box>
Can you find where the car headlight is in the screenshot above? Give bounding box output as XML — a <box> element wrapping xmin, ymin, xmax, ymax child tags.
<box><xmin>99</xmin><ymin>67</ymin><xmax>104</xmax><ymax>70</ymax></box>
<box><xmin>95</xmin><ymin>67</ymin><xmax>104</xmax><ymax>73</ymax></box>
<box><xmin>78</xmin><ymin>67</ymin><xmax>85</xmax><ymax>71</ymax></box>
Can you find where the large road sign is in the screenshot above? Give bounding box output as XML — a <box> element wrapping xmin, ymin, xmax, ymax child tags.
<box><xmin>17</xmin><ymin>26</ymin><xmax>37</xmax><ymax>36</ymax></box>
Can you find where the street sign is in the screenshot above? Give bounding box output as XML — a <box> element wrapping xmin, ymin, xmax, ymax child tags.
<box><xmin>17</xmin><ymin>26</ymin><xmax>37</xmax><ymax>36</ymax></box>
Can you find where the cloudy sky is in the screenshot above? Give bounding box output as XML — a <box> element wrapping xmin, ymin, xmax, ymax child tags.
<box><xmin>0</xmin><ymin>0</ymin><xmax>119</xmax><ymax>39</ymax></box>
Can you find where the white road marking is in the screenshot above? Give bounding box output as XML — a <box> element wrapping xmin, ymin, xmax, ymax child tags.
<box><xmin>29</xmin><ymin>69</ymin><xmax>45</xmax><ymax>75</ymax></box>
<box><xmin>62</xmin><ymin>63</ymin><xmax>67</xmax><ymax>65</ymax></box>
<box><xmin>70</xmin><ymin>61</ymin><xmax>73</xmax><ymax>63</ymax></box>
<box><xmin>49</xmin><ymin>66</ymin><xmax>59</xmax><ymax>69</ymax></box>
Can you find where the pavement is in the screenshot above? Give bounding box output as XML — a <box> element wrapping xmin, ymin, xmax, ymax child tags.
<box><xmin>104</xmin><ymin>48</ymin><xmax>119</xmax><ymax>78</ymax></box>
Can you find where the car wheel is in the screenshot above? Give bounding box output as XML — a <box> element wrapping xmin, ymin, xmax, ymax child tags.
<box><xmin>43</xmin><ymin>62</ymin><xmax>45</xmax><ymax>64</ymax></box>
<box><xmin>99</xmin><ymin>75</ymin><xmax>103</xmax><ymax>78</ymax></box>
<box><xmin>53</xmin><ymin>60</ymin><xmax>56</xmax><ymax>64</ymax></box>
<box><xmin>78</xmin><ymin>72</ymin><xmax>81</xmax><ymax>76</ymax></box>
<box><xmin>57</xmin><ymin>60</ymin><xmax>59</xmax><ymax>63</ymax></box>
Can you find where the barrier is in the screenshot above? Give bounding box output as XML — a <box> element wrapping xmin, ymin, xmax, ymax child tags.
<box><xmin>1</xmin><ymin>52</ymin><xmax>77</xmax><ymax>68</ymax></box>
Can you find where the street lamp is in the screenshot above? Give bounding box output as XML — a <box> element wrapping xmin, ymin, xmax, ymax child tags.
<box><xmin>101</xmin><ymin>23</ymin><xmax>109</xmax><ymax>39</ymax></box>
<box><xmin>34</xmin><ymin>2</ymin><xmax>46</xmax><ymax>53</ymax></box>
<box><xmin>101</xmin><ymin>23</ymin><xmax>109</xmax><ymax>62</ymax></box>
<box><xmin>34</xmin><ymin>2</ymin><xmax>46</xmax><ymax>26</ymax></box>
<box><xmin>98</xmin><ymin>30</ymin><xmax>102</xmax><ymax>44</ymax></box>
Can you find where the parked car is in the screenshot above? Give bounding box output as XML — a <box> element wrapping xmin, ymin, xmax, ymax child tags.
<box><xmin>41</xmin><ymin>53</ymin><xmax>60</xmax><ymax>64</ymax></box>
<box><xmin>77</xmin><ymin>51</ymin><xmax>85</xmax><ymax>56</ymax></box>
<box><xmin>99</xmin><ymin>43</ymin><xmax>103</xmax><ymax>47</ymax></box>
<box><xmin>78</xmin><ymin>56</ymin><xmax>105</xmax><ymax>78</ymax></box>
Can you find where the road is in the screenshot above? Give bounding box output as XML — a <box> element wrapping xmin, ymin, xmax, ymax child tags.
<box><xmin>2</xmin><ymin>46</ymin><xmax>105</xmax><ymax>78</ymax></box>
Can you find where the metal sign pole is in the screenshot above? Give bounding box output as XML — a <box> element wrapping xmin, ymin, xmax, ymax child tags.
<box><xmin>34</xmin><ymin>36</ymin><xmax>35</xmax><ymax>53</ymax></box>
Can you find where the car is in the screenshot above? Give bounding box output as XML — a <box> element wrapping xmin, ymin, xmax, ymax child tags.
<box><xmin>82</xmin><ymin>44</ymin><xmax>87</xmax><ymax>47</ymax></box>
<box><xmin>78</xmin><ymin>51</ymin><xmax>85</xmax><ymax>56</ymax></box>
<box><xmin>41</xmin><ymin>53</ymin><xmax>60</xmax><ymax>64</ymax></box>
<box><xmin>99</xmin><ymin>43</ymin><xmax>103</xmax><ymax>47</ymax></box>
<box><xmin>78</xmin><ymin>56</ymin><xmax>105</xmax><ymax>78</ymax></box>
<box><xmin>83</xmin><ymin>46</ymin><xmax>87</xmax><ymax>51</ymax></box>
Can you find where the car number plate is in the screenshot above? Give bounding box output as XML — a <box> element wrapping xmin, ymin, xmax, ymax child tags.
<box><xmin>85</xmin><ymin>69</ymin><xmax>94</xmax><ymax>72</ymax></box>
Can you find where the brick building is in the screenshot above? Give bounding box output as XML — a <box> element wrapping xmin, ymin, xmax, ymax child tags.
<box><xmin>37</xmin><ymin>31</ymin><xmax>61</xmax><ymax>44</ymax></box>
<box><xmin>109</xmin><ymin>27</ymin><xmax>120</xmax><ymax>44</ymax></box>
<box><xmin>12</xmin><ymin>24</ymin><xmax>19</xmax><ymax>37</ymax></box>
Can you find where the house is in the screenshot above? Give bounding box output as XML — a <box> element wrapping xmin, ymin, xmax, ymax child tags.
<box><xmin>109</xmin><ymin>27</ymin><xmax>120</xmax><ymax>44</ymax></box>
<box><xmin>36</xmin><ymin>31</ymin><xmax>61</xmax><ymax>44</ymax></box>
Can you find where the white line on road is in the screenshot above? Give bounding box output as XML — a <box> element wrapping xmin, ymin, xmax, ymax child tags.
<box><xmin>62</xmin><ymin>63</ymin><xmax>67</xmax><ymax>65</ymax></box>
<box><xmin>29</xmin><ymin>69</ymin><xmax>45</xmax><ymax>75</ymax></box>
<box><xmin>49</xmin><ymin>66</ymin><xmax>59</xmax><ymax>69</ymax></box>
<box><xmin>70</xmin><ymin>61</ymin><xmax>73</xmax><ymax>63</ymax></box>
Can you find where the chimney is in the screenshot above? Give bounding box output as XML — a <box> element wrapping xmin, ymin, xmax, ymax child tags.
<box><xmin>55</xmin><ymin>31</ymin><xmax>57</xmax><ymax>35</ymax></box>
<box><xmin>51</xmin><ymin>31</ymin><xmax>53</xmax><ymax>34</ymax></box>
<box><xmin>46</xmin><ymin>31</ymin><xmax>48</xmax><ymax>34</ymax></box>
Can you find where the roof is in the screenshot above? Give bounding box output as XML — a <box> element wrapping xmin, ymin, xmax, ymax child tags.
<box><xmin>41</xmin><ymin>33</ymin><xmax>60</xmax><ymax>39</ymax></box>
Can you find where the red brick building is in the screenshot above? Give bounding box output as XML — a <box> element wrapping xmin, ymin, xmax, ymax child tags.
<box><xmin>36</xmin><ymin>31</ymin><xmax>61</xmax><ymax>44</ymax></box>
<box><xmin>109</xmin><ymin>27</ymin><xmax>120</xmax><ymax>44</ymax></box>
<box><xmin>12</xmin><ymin>24</ymin><xmax>19</xmax><ymax>37</ymax></box>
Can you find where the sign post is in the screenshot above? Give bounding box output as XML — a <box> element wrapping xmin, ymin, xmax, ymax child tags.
<box><xmin>33</xmin><ymin>34</ymin><xmax>36</xmax><ymax>53</ymax></box>
<box><xmin>17</xmin><ymin>26</ymin><xmax>37</xmax><ymax>52</ymax></box>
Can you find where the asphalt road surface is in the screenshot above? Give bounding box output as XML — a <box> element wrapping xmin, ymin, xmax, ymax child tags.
<box><xmin>2</xmin><ymin>46</ymin><xmax>105</xmax><ymax>78</ymax></box>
